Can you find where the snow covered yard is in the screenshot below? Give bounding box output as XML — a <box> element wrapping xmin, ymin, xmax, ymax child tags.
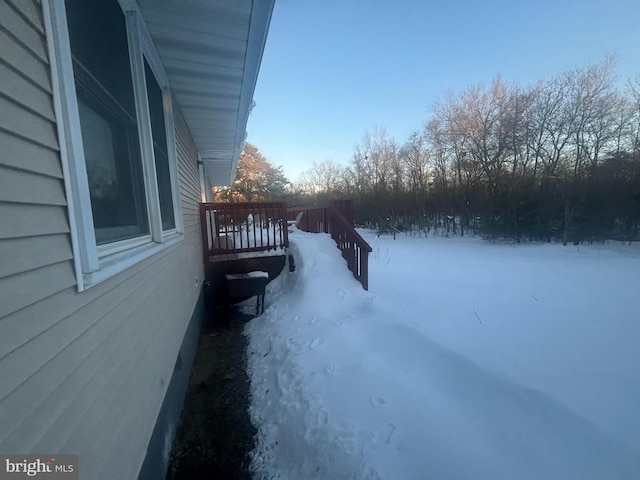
<box><xmin>245</xmin><ymin>230</ymin><xmax>640</xmax><ymax>479</ymax></box>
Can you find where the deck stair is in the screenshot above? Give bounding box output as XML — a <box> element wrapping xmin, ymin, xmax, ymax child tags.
<box><xmin>287</xmin><ymin>200</ymin><xmax>372</xmax><ymax>290</ymax></box>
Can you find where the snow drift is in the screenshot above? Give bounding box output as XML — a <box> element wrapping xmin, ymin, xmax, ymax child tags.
<box><xmin>245</xmin><ymin>230</ymin><xmax>640</xmax><ymax>479</ymax></box>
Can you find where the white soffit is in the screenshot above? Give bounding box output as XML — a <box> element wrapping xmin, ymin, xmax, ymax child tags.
<box><xmin>137</xmin><ymin>0</ymin><xmax>274</xmax><ymax>186</ymax></box>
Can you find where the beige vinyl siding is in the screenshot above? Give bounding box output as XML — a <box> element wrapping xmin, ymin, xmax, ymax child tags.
<box><xmin>0</xmin><ymin>203</ymin><xmax>69</xmax><ymax>239</ymax></box>
<box><xmin>174</xmin><ymin>104</ymin><xmax>203</xmax><ymax>238</ymax></box>
<box><xmin>0</xmin><ymin>234</ymin><xmax>73</xmax><ymax>278</ymax></box>
<box><xmin>0</xmin><ymin>96</ymin><xmax>58</xmax><ymax>150</ymax></box>
<box><xmin>0</xmin><ymin>1</ymin><xmax>47</xmax><ymax>63</ymax></box>
<box><xmin>0</xmin><ymin>62</ymin><xmax>55</xmax><ymax>122</ymax></box>
<box><xmin>0</xmin><ymin>130</ymin><xmax>63</xmax><ymax>178</ymax></box>
<box><xmin>0</xmin><ymin>263</ymin><xmax>77</xmax><ymax>322</ymax></box>
<box><xmin>0</xmin><ymin>167</ymin><xmax>67</xmax><ymax>206</ymax></box>
<box><xmin>0</xmin><ymin>3</ymin><xmax>205</xmax><ymax>479</ymax></box>
<box><xmin>0</xmin><ymin>0</ymin><xmax>73</xmax><ymax>322</ymax></box>
<box><xmin>0</xmin><ymin>22</ymin><xmax>51</xmax><ymax>94</ymax></box>
<box><xmin>5</xmin><ymin>0</ymin><xmax>45</xmax><ymax>35</ymax></box>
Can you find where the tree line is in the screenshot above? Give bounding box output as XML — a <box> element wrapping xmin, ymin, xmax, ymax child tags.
<box><xmin>293</xmin><ymin>58</ymin><xmax>640</xmax><ymax>244</ymax></box>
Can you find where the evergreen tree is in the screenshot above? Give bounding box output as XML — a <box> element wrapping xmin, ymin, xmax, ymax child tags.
<box><xmin>216</xmin><ymin>142</ymin><xmax>289</xmax><ymax>201</ymax></box>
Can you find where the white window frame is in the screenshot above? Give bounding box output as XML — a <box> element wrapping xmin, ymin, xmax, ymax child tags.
<box><xmin>138</xmin><ymin>14</ymin><xmax>184</xmax><ymax>236</ymax></box>
<box><xmin>43</xmin><ymin>0</ymin><xmax>183</xmax><ymax>291</ymax></box>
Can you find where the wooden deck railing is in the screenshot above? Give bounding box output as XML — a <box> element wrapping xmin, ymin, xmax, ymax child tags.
<box><xmin>288</xmin><ymin>200</ymin><xmax>372</xmax><ymax>290</ymax></box>
<box><xmin>331</xmin><ymin>199</ymin><xmax>354</xmax><ymax>225</ymax></box>
<box><xmin>199</xmin><ymin>200</ymin><xmax>370</xmax><ymax>290</ymax></box>
<box><xmin>200</xmin><ymin>202</ymin><xmax>288</xmax><ymax>267</ymax></box>
<box><xmin>327</xmin><ymin>207</ymin><xmax>372</xmax><ymax>291</ymax></box>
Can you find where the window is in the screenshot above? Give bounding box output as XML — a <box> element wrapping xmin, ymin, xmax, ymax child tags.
<box><xmin>44</xmin><ymin>0</ymin><xmax>183</xmax><ymax>290</ymax></box>
<box><xmin>77</xmin><ymin>95</ymin><xmax>150</xmax><ymax>244</ymax></box>
<box><xmin>145</xmin><ymin>59</ymin><xmax>175</xmax><ymax>232</ymax></box>
<box><xmin>66</xmin><ymin>0</ymin><xmax>150</xmax><ymax>245</ymax></box>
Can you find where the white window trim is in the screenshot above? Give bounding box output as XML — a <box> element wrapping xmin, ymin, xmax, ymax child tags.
<box><xmin>97</xmin><ymin>234</ymin><xmax>152</xmax><ymax>258</ymax></box>
<box><xmin>137</xmin><ymin>11</ymin><xmax>184</xmax><ymax>234</ymax></box>
<box><xmin>198</xmin><ymin>154</ymin><xmax>208</xmax><ymax>203</ymax></box>
<box><xmin>43</xmin><ymin>0</ymin><xmax>184</xmax><ymax>292</ymax></box>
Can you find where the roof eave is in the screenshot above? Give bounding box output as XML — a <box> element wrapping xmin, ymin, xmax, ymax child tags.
<box><xmin>137</xmin><ymin>0</ymin><xmax>275</xmax><ymax>189</ymax></box>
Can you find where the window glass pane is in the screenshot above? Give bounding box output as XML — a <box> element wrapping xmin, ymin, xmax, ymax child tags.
<box><xmin>65</xmin><ymin>0</ymin><xmax>136</xmax><ymax>120</ymax></box>
<box><xmin>77</xmin><ymin>98</ymin><xmax>149</xmax><ymax>244</ymax></box>
<box><xmin>66</xmin><ymin>0</ymin><xmax>149</xmax><ymax>244</ymax></box>
<box><xmin>145</xmin><ymin>60</ymin><xmax>176</xmax><ymax>230</ymax></box>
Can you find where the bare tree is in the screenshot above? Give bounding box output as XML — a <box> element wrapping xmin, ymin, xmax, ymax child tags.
<box><xmin>296</xmin><ymin>160</ymin><xmax>345</xmax><ymax>200</ymax></box>
<box><xmin>288</xmin><ymin>57</ymin><xmax>640</xmax><ymax>243</ymax></box>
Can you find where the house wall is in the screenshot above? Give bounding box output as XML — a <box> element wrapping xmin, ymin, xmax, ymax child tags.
<box><xmin>0</xmin><ymin>1</ymin><xmax>206</xmax><ymax>478</ymax></box>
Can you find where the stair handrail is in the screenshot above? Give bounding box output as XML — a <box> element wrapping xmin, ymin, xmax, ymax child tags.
<box><xmin>327</xmin><ymin>206</ymin><xmax>372</xmax><ymax>291</ymax></box>
<box><xmin>287</xmin><ymin>201</ymin><xmax>372</xmax><ymax>290</ymax></box>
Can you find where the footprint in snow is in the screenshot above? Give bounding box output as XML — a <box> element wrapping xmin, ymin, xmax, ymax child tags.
<box><xmin>309</xmin><ymin>337</ymin><xmax>324</xmax><ymax>349</ymax></box>
<box><xmin>286</xmin><ymin>338</ymin><xmax>301</xmax><ymax>351</ymax></box>
<box><xmin>370</xmin><ymin>396</ymin><xmax>386</xmax><ymax>407</ymax></box>
<box><xmin>294</xmin><ymin>315</ymin><xmax>302</xmax><ymax>322</ymax></box>
<box><xmin>325</xmin><ymin>364</ymin><xmax>336</xmax><ymax>375</ymax></box>
<box><xmin>316</xmin><ymin>410</ymin><xmax>329</xmax><ymax>425</ymax></box>
<box><xmin>385</xmin><ymin>423</ymin><xmax>397</xmax><ymax>445</ymax></box>
<box><xmin>368</xmin><ymin>422</ymin><xmax>397</xmax><ymax>445</ymax></box>
<box><xmin>309</xmin><ymin>316</ymin><xmax>318</xmax><ymax>324</ymax></box>
<box><xmin>335</xmin><ymin>321</ymin><xmax>343</xmax><ymax>326</ymax></box>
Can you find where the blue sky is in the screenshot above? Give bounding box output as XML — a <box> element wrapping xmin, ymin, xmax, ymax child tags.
<box><xmin>246</xmin><ymin>0</ymin><xmax>640</xmax><ymax>181</ymax></box>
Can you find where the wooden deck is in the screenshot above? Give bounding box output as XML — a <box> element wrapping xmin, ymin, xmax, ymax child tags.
<box><xmin>199</xmin><ymin>200</ymin><xmax>371</xmax><ymax>304</ymax></box>
<box><xmin>200</xmin><ymin>201</ymin><xmax>288</xmax><ymax>263</ymax></box>
<box><xmin>200</xmin><ymin>202</ymin><xmax>289</xmax><ymax>306</ymax></box>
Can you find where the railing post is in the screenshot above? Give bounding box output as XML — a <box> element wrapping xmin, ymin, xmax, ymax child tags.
<box><xmin>199</xmin><ymin>203</ymin><xmax>210</xmax><ymax>270</ymax></box>
<box><xmin>324</xmin><ymin>206</ymin><xmax>329</xmax><ymax>234</ymax></box>
<box><xmin>282</xmin><ymin>202</ymin><xmax>289</xmax><ymax>247</ymax></box>
<box><xmin>360</xmin><ymin>247</ymin><xmax>369</xmax><ymax>291</ymax></box>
